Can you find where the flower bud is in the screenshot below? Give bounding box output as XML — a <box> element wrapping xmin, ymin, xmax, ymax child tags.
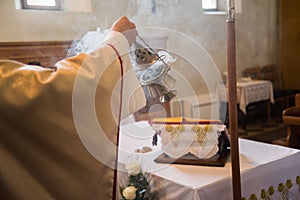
<box><xmin>126</xmin><ymin>161</ymin><xmax>141</xmax><ymax>176</ymax></box>
<box><xmin>122</xmin><ymin>186</ymin><xmax>137</xmax><ymax>200</ymax></box>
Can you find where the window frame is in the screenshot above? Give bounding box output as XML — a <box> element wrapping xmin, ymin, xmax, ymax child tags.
<box><xmin>202</xmin><ymin>0</ymin><xmax>218</xmax><ymax>11</ymax></box>
<box><xmin>21</xmin><ymin>0</ymin><xmax>61</xmax><ymax>10</ymax></box>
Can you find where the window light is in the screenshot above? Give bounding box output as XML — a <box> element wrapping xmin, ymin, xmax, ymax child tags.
<box><xmin>202</xmin><ymin>0</ymin><xmax>217</xmax><ymax>11</ymax></box>
<box><xmin>21</xmin><ymin>0</ymin><xmax>60</xmax><ymax>10</ymax></box>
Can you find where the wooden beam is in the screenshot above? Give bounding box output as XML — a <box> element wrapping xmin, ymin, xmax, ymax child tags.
<box><xmin>0</xmin><ymin>41</ymin><xmax>73</xmax><ymax>67</ymax></box>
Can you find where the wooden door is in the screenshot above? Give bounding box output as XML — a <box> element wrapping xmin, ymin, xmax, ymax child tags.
<box><xmin>280</xmin><ymin>0</ymin><xmax>300</xmax><ymax>90</ymax></box>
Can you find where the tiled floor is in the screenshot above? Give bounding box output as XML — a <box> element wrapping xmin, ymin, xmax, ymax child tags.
<box><xmin>238</xmin><ymin>113</ymin><xmax>288</xmax><ymax>145</ymax></box>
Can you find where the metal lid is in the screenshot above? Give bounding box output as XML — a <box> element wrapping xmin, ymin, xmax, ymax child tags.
<box><xmin>139</xmin><ymin>63</ymin><xmax>170</xmax><ymax>85</ymax></box>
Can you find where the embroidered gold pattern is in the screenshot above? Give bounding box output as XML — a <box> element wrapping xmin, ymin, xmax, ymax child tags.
<box><xmin>165</xmin><ymin>125</ymin><xmax>185</xmax><ymax>148</ymax></box>
<box><xmin>192</xmin><ymin>124</ymin><xmax>213</xmax><ymax>147</ymax></box>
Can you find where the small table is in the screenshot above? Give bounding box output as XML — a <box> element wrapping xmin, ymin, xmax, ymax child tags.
<box><xmin>119</xmin><ymin>121</ymin><xmax>300</xmax><ymax>200</ymax></box>
<box><xmin>217</xmin><ymin>80</ymin><xmax>274</xmax><ymax>114</ymax></box>
<box><xmin>217</xmin><ymin>80</ymin><xmax>274</xmax><ymax>128</ymax></box>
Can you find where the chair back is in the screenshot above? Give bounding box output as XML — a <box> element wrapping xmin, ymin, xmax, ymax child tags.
<box><xmin>282</xmin><ymin>94</ymin><xmax>300</xmax><ymax>149</ymax></box>
<box><xmin>296</xmin><ymin>93</ymin><xmax>300</xmax><ymax>107</ymax></box>
<box><xmin>243</xmin><ymin>66</ymin><xmax>262</xmax><ymax>80</ymax></box>
<box><xmin>261</xmin><ymin>64</ymin><xmax>280</xmax><ymax>89</ymax></box>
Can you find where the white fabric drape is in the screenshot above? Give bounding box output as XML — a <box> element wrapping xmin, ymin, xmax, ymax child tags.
<box><xmin>0</xmin><ymin>32</ymin><xmax>145</xmax><ymax>200</ymax></box>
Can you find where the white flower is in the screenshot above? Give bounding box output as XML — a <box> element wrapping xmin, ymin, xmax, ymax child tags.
<box><xmin>122</xmin><ymin>186</ymin><xmax>137</xmax><ymax>200</ymax></box>
<box><xmin>126</xmin><ymin>161</ymin><xmax>141</xmax><ymax>176</ymax></box>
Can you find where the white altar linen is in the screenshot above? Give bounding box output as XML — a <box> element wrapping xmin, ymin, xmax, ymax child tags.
<box><xmin>119</xmin><ymin>121</ymin><xmax>300</xmax><ymax>200</ymax></box>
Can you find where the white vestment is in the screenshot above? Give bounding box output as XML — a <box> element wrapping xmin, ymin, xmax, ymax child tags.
<box><xmin>0</xmin><ymin>32</ymin><xmax>145</xmax><ymax>200</ymax></box>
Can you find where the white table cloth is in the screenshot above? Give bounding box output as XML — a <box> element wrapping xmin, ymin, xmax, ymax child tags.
<box><xmin>217</xmin><ymin>80</ymin><xmax>274</xmax><ymax>114</ymax></box>
<box><xmin>119</xmin><ymin>121</ymin><xmax>300</xmax><ymax>200</ymax></box>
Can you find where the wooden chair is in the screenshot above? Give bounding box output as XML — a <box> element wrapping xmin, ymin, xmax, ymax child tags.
<box><xmin>261</xmin><ymin>64</ymin><xmax>296</xmax><ymax>109</ymax></box>
<box><xmin>282</xmin><ymin>94</ymin><xmax>300</xmax><ymax>149</ymax></box>
<box><xmin>243</xmin><ymin>66</ymin><xmax>262</xmax><ymax>80</ymax></box>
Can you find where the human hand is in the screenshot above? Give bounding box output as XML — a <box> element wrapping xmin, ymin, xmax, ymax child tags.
<box><xmin>111</xmin><ymin>16</ymin><xmax>137</xmax><ymax>46</ymax></box>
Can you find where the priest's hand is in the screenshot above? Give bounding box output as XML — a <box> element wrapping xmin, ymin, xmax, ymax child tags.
<box><xmin>111</xmin><ymin>16</ymin><xmax>137</xmax><ymax>46</ymax></box>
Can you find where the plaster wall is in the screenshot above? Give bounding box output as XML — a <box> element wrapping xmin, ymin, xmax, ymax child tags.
<box><xmin>0</xmin><ymin>0</ymin><xmax>279</xmax><ymax>97</ymax></box>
